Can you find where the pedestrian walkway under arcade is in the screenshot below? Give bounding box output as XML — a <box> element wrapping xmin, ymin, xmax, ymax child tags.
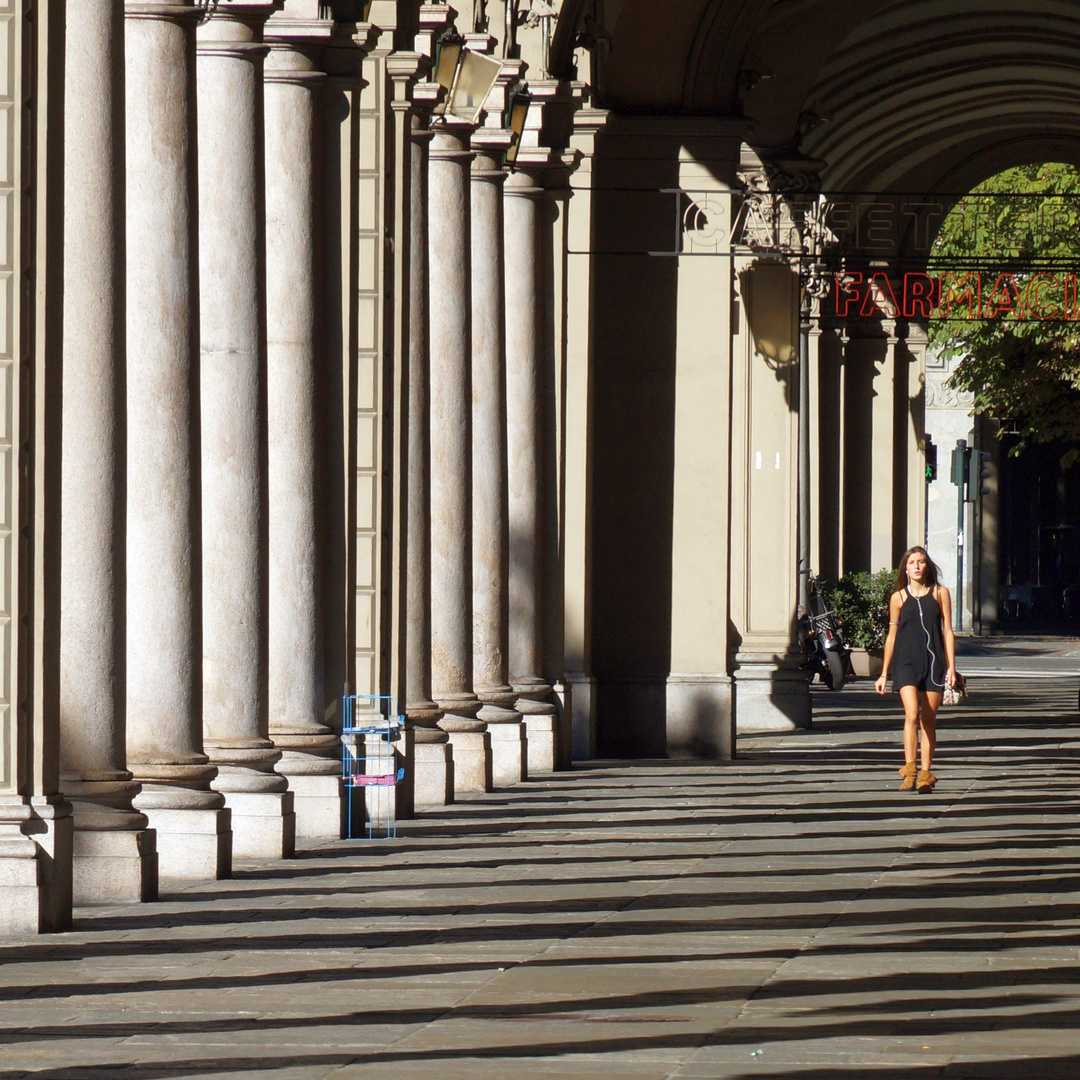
<box><xmin>2</xmin><ymin>675</ymin><xmax>1079</xmax><ymax>1079</ymax></box>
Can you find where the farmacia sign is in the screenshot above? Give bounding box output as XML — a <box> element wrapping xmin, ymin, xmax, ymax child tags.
<box><xmin>833</xmin><ymin>271</ymin><xmax>1080</xmax><ymax>321</ymax></box>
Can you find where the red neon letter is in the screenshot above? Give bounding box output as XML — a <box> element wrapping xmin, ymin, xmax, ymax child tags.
<box><xmin>860</xmin><ymin>272</ymin><xmax>899</xmax><ymax>318</ymax></box>
<box><xmin>903</xmin><ymin>272</ymin><xmax>935</xmax><ymax>318</ymax></box>
<box><xmin>835</xmin><ymin>272</ymin><xmax>863</xmax><ymax>318</ymax></box>
<box><xmin>985</xmin><ymin>273</ymin><xmax>1026</xmax><ymax>320</ymax></box>
<box><xmin>1024</xmin><ymin>273</ymin><xmax>1062</xmax><ymax>320</ymax></box>
<box><xmin>938</xmin><ymin>273</ymin><xmax>982</xmax><ymax>320</ymax></box>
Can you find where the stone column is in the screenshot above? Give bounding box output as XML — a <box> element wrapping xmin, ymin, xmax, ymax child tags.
<box><xmin>197</xmin><ymin>10</ymin><xmax>295</xmax><ymax>859</ymax></box>
<box><xmin>563</xmin><ymin>109</ymin><xmax>607</xmax><ymax>763</ymax></box>
<box><xmin>730</xmin><ymin>256</ymin><xmax>809</xmax><ymax>732</ymax></box>
<box><xmin>125</xmin><ymin>0</ymin><xmax>230</xmax><ymax>879</ymax></box>
<box><xmin>407</xmin><ymin>108</ymin><xmax>453</xmax><ymax>808</ymax></box>
<box><xmin>504</xmin><ymin>167</ymin><xmax>558</xmax><ymax>771</ymax></box>
<box><xmin>428</xmin><ymin>124</ymin><xmax>491</xmax><ymax>793</ymax></box>
<box><xmin>59</xmin><ymin>0</ymin><xmax>157</xmax><ymax>904</ymax></box>
<box><xmin>472</xmin><ymin>135</ymin><xmax>526</xmax><ymax>786</ymax></box>
<box><xmin>263</xmin><ymin>41</ymin><xmax>342</xmax><ymax>838</ymax></box>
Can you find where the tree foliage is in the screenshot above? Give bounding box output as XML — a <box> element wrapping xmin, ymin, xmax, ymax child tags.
<box><xmin>819</xmin><ymin>569</ymin><xmax>895</xmax><ymax>651</ymax></box>
<box><xmin>929</xmin><ymin>162</ymin><xmax>1080</xmax><ymax>463</ymax></box>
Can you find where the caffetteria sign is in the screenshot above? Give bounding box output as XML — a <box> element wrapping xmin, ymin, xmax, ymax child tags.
<box><xmin>834</xmin><ymin>270</ymin><xmax>1080</xmax><ymax>321</ymax></box>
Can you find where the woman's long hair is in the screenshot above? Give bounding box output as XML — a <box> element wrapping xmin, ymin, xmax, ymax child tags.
<box><xmin>894</xmin><ymin>546</ymin><xmax>942</xmax><ymax>592</ymax></box>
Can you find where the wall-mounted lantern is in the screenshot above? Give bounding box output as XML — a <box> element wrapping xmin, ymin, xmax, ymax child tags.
<box><xmin>433</xmin><ymin>25</ymin><xmax>502</xmax><ymax>125</ymax></box>
<box><xmin>434</xmin><ymin>26</ymin><xmax>465</xmax><ymax>98</ymax></box>
<box><xmin>504</xmin><ymin>81</ymin><xmax>532</xmax><ymax>165</ymax></box>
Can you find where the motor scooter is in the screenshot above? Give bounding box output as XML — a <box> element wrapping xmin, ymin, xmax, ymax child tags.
<box><xmin>799</xmin><ymin>579</ymin><xmax>853</xmax><ymax>690</ymax></box>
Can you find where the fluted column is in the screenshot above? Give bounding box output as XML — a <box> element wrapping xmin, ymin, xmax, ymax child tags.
<box><xmin>429</xmin><ymin>124</ymin><xmax>491</xmax><ymax>794</ymax></box>
<box><xmin>197</xmin><ymin>10</ymin><xmax>295</xmax><ymax>859</ymax></box>
<box><xmin>61</xmin><ymin>0</ymin><xmax>156</xmax><ymax>903</ymax></box>
<box><xmin>504</xmin><ymin>167</ymin><xmax>558</xmax><ymax>770</ymax></box>
<box><xmin>125</xmin><ymin>0</ymin><xmax>230</xmax><ymax>879</ymax></box>
<box><xmin>472</xmin><ymin>137</ymin><xmax>526</xmax><ymax>787</ymax></box>
<box><xmin>263</xmin><ymin>41</ymin><xmax>342</xmax><ymax>838</ymax></box>
<box><xmin>407</xmin><ymin>109</ymin><xmax>453</xmax><ymax>808</ymax></box>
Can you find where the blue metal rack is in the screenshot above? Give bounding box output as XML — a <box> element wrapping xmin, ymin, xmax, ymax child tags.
<box><xmin>341</xmin><ymin>695</ymin><xmax>405</xmax><ymax>839</ymax></box>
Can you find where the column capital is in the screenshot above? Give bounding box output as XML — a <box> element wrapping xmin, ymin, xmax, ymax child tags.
<box><xmin>472</xmin><ymin>127</ymin><xmax>514</xmax><ymax>174</ymax></box>
<box><xmin>196</xmin><ymin>7</ymin><xmax>273</xmax><ymax>50</ymax></box>
<box><xmin>417</xmin><ymin>2</ymin><xmax>456</xmax><ymax>52</ymax></box>
<box><xmin>197</xmin><ymin>0</ymin><xmax>278</xmax><ymax>21</ymax></box>
<box><xmin>430</xmin><ymin>122</ymin><xmax>476</xmax><ymax>161</ymax></box>
<box><xmin>503</xmin><ymin>165</ymin><xmax>545</xmax><ymax>197</ymax></box>
<box><xmin>387</xmin><ymin>51</ymin><xmax>426</xmax><ymax>114</ymax></box>
<box><xmin>386</xmin><ymin>50</ymin><xmax>425</xmax><ymax>82</ymax></box>
<box><xmin>411</xmin><ymin>80</ymin><xmax>443</xmax><ymax>126</ymax></box>
<box><xmin>571</xmin><ymin>101</ymin><xmax>611</xmax><ymax>137</ymax></box>
<box><xmin>264</xmin><ymin>40</ymin><xmax>327</xmax><ymax>83</ymax></box>
<box><xmin>197</xmin><ymin>40</ymin><xmax>271</xmax><ymax>58</ymax></box>
<box><xmin>125</xmin><ymin>2</ymin><xmax>202</xmax><ymax>22</ymax></box>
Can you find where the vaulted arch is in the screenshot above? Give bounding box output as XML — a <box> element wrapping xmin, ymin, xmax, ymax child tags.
<box><xmin>552</xmin><ymin>0</ymin><xmax>1080</xmax><ymax>191</ymax></box>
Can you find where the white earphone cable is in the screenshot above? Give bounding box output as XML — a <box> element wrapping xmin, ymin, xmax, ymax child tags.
<box><xmin>908</xmin><ymin>571</ymin><xmax>944</xmax><ymax>689</ymax></box>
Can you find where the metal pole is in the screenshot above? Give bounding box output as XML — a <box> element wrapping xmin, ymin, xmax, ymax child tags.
<box><xmin>955</xmin><ymin>438</ymin><xmax>966</xmax><ymax>632</ymax></box>
<box><xmin>797</xmin><ymin>292</ymin><xmax>811</xmax><ymax>617</ymax></box>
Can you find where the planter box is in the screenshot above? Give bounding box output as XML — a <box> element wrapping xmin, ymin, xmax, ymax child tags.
<box><xmin>850</xmin><ymin>648</ymin><xmax>884</xmax><ymax>678</ymax></box>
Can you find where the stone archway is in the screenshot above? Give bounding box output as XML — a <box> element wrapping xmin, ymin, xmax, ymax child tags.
<box><xmin>552</xmin><ymin>0</ymin><xmax>1080</xmax><ymax>756</ymax></box>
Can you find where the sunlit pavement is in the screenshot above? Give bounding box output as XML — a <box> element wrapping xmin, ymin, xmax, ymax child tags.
<box><xmin>2</xmin><ymin>660</ymin><xmax>1079</xmax><ymax>1079</ymax></box>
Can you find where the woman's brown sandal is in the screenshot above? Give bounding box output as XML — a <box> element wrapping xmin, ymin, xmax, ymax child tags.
<box><xmin>898</xmin><ymin>763</ymin><xmax>917</xmax><ymax>791</ymax></box>
<box><xmin>917</xmin><ymin>770</ymin><xmax>937</xmax><ymax>794</ymax></box>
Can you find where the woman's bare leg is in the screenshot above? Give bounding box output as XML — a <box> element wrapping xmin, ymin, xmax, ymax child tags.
<box><xmin>899</xmin><ymin>686</ymin><xmax>921</xmax><ymax>765</ymax></box>
<box><xmin>919</xmin><ymin>691</ymin><xmax>942</xmax><ymax>773</ymax></box>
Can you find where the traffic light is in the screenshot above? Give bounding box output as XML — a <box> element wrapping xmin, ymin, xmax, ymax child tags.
<box><xmin>950</xmin><ymin>439</ymin><xmax>969</xmax><ymax>487</ymax></box>
<box><xmin>925</xmin><ymin>436</ymin><xmax>938</xmax><ymax>482</ymax></box>
<box><xmin>967</xmin><ymin>449</ymin><xmax>992</xmax><ymax>501</ymax></box>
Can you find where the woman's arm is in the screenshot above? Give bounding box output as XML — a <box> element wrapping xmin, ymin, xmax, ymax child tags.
<box><xmin>875</xmin><ymin>591</ymin><xmax>903</xmax><ymax>695</ymax></box>
<box><xmin>937</xmin><ymin>586</ymin><xmax>957</xmax><ymax>686</ymax></box>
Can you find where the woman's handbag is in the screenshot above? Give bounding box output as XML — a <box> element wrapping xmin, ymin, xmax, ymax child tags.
<box><xmin>942</xmin><ymin>672</ymin><xmax>968</xmax><ymax>706</ymax></box>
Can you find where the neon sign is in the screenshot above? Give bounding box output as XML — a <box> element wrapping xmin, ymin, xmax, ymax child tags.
<box><xmin>834</xmin><ymin>271</ymin><xmax>1080</xmax><ymax>321</ymax></box>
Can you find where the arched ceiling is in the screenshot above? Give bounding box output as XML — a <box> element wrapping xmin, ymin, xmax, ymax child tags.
<box><xmin>553</xmin><ymin>0</ymin><xmax>1080</xmax><ymax>192</ymax></box>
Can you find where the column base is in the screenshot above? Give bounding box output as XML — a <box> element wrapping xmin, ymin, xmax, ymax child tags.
<box><xmin>0</xmin><ymin>847</ymin><xmax>44</xmax><ymax>935</ymax></box>
<box><xmin>513</xmin><ymin>682</ymin><xmax>558</xmax><ymax>774</ymax></box>
<box><xmin>275</xmin><ymin>771</ymin><xmax>343</xmax><ymax>841</ymax></box>
<box><xmin>273</xmin><ymin>740</ymin><xmax>344</xmax><ymax>841</ymax></box>
<box><xmin>414</xmin><ymin>738</ymin><xmax>454</xmax><ymax>809</ymax></box>
<box><xmin>522</xmin><ymin>711</ymin><xmax>556</xmax><ymax>773</ymax></box>
<box><xmin>64</xmin><ymin>783</ymin><xmax>157</xmax><ymax>904</ymax></box>
<box><xmin>566</xmin><ymin>672</ymin><xmax>597</xmax><ymax>762</ymax></box>
<box><xmin>0</xmin><ymin>796</ymin><xmax>73</xmax><ymax>934</ymax></box>
<box><xmin>29</xmin><ymin>796</ymin><xmax>75</xmax><ymax>931</ymax></box>
<box><xmin>223</xmin><ymin>791</ymin><xmax>296</xmax><ymax>859</ymax></box>
<box><xmin>488</xmin><ymin>720</ymin><xmax>527</xmax><ymax>787</ymax></box>
<box><xmin>665</xmin><ymin>674</ymin><xmax>734</xmax><ymax>759</ymax></box>
<box><xmin>137</xmin><ymin>806</ymin><xmax>232</xmax><ymax>881</ymax></box>
<box><xmin>73</xmin><ymin>827</ymin><xmax>158</xmax><ymax>903</ymax></box>
<box><xmin>733</xmin><ymin>653</ymin><xmax>811</xmax><ymax>734</ymax></box>
<box><xmin>443</xmin><ymin>729</ymin><xmax>492</xmax><ymax>794</ymax></box>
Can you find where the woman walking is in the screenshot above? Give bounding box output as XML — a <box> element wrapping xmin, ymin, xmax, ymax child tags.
<box><xmin>875</xmin><ymin>546</ymin><xmax>957</xmax><ymax>793</ymax></box>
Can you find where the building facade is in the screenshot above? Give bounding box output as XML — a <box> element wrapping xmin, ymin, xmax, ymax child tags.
<box><xmin>3</xmin><ymin>0</ymin><xmax>1071</xmax><ymax>930</ymax></box>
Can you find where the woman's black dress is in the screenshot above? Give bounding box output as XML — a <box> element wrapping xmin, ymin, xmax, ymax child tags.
<box><xmin>891</xmin><ymin>588</ymin><xmax>947</xmax><ymax>692</ymax></box>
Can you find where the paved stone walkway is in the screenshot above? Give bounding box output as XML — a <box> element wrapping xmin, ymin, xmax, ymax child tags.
<box><xmin>3</xmin><ymin>674</ymin><xmax>1080</xmax><ymax>1079</ymax></box>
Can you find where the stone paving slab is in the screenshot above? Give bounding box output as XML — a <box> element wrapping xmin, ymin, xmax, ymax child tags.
<box><xmin>2</xmin><ymin>676</ymin><xmax>1080</xmax><ymax>1078</ymax></box>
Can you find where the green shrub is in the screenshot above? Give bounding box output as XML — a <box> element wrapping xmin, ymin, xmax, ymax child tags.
<box><xmin>818</xmin><ymin>569</ymin><xmax>895</xmax><ymax>650</ymax></box>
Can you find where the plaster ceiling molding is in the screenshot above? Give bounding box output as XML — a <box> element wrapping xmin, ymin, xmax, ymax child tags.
<box><xmin>713</xmin><ymin>0</ymin><xmax>866</xmax><ymax>146</ymax></box>
<box><xmin>799</xmin><ymin>0</ymin><xmax>1080</xmax><ymax>192</ymax></box>
<box><xmin>683</xmin><ymin>0</ymin><xmax>776</xmax><ymax>114</ymax></box>
<box><xmin>550</xmin><ymin>0</ymin><xmax>1080</xmax><ymax>202</ymax></box>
